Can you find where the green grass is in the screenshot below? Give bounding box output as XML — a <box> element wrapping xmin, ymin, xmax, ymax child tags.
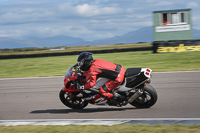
<box><xmin>0</xmin><ymin>124</ymin><xmax>200</xmax><ymax>133</ymax></box>
<box><xmin>0</xmin><ymin>51</ymin><xmax>200</xmax><ymax>78</ymax></box>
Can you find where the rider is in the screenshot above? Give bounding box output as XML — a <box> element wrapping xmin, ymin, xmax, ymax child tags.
<box><xmin>77</xmin><ymin>52</ymin><xmax>125</xmax><ymax>99</ymax></box>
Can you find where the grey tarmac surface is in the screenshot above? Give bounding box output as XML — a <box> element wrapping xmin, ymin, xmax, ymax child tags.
<box><xmin>0</xmin><ymin>71</ymin><xmax>200</xmax><ymax>120</ymax></box>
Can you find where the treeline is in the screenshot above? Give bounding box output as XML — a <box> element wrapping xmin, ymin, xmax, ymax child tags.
<box><xmin>0</xmin><ymin>46</ymin><xmax>152</xmax><ymax>59</ymax></box>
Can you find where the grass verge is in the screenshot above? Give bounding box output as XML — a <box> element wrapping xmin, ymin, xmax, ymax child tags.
<box><xmin>0</xmin><ymin>51</ymin><xmax>199</xmax><ymax>78</ymax></box>
<box><xmin>0</xmin><ymin>124</ymin><xmax>200</xmax><ymax>133</ymax></box>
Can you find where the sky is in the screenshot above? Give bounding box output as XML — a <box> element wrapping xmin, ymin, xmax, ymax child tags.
<box><xmin>0</xmin><ymin>0</ymin><xmax>199</xmax><ymax>41</ymax></box>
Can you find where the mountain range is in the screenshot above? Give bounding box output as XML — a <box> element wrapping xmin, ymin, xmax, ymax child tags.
<box><xmin>0</xmin><ymin>27</ymin><xmax>199</xmax><ymax>49</ymax></box>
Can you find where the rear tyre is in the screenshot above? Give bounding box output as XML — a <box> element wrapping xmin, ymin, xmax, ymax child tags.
<box><xmin>129</xmin><ymin>84</ymin><xmax>158</xmax><ymax>108</ymax></box>
<box><xmin>59</xmin><ymin>89</ymin><xmax>88</xmax><ymax>109</ymax></box>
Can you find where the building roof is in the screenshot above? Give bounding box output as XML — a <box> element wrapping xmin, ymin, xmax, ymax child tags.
<box><xmin>153</xmin><ymin>8</ymin><xmax>191</xmax><ymax>13</ymax></box>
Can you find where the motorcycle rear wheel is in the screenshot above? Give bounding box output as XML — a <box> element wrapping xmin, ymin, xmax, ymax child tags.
<box><xmin>129</xmin><ymin>84</ymin><xmax>158</xmax><ymax>108</ymax></box>
<box><xmin>59</xmin><ymin>89</ymin><xmax>88</xmax><ymax>109</ymax></box>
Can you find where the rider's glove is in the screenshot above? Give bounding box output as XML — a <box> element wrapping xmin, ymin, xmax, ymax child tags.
<box><xmin>77</xmin><ymin>75</ymin><xmax>86</xmax><ymax>85</ymax></box>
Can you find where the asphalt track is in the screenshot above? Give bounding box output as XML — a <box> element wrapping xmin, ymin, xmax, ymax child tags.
<box><xmin>0</xmin><ymin>71</ymin><xmax>200</xmax><ymax>120</ymax></box>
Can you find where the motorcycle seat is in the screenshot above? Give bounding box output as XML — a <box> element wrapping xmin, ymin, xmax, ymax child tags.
<box><xmin>125</xmin><ymin>68</ymin><xmax>141</xmax><ymax>77</ymax></box>
<box><xmin>120</xmin><ymin>68</ymin><xmax>141</xmax><ymax>85</ymax></box>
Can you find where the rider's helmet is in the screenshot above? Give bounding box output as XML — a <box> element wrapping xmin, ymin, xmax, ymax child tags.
<box><xmin>77</xmin><ymin>52</ymin><xmax>93</xmax><ymax>71</ymax></box>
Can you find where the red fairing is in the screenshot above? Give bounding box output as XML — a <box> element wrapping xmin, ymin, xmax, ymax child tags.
<box><xmin>62</xmin><ymin>86</ymin><xmax>80</xmax><ymax>92</ymax></box>
<box><xmin>64</xmin><ymin>76</ymin><xmax>77</xmax><ymax>87</ymax></box>
<box><xmin>64</xmin><ymin>76</ymin><xmax>77</xmax><ymax>86</ymax></box>
<box><xmin>63</xmin><ymin>72</ymin><xmax>80</xmax><ymax>92</ymax></box>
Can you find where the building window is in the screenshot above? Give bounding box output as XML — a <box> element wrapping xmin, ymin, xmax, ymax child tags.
<box><xmin>171</xmin><ymin>13</ymin><xmax>178</xmax><ymax>24</ymax></box>
<box><xmin>161</xmin><ymin>12</ymin><xmax>187</xmax><ymax>25</ymax></box>
<box><xmin>180</xmin><ymin>12</ymin><xmax>186</xmax><ymax>23</ymax></box>
<box><xmin>162</xmin><ymin>13</ymin><xmax>170</xmax><ymax>25</ymax></box>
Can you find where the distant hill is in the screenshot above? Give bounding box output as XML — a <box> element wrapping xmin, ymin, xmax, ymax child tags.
<box><xmin>0</xmin><ymin>27</ymin><xmax>199</xmax><ymax>49</ymax></box>
<box><xmin>92</xmin><ymin>27</ymin><xmax>153</xmax><ymax>45</ymax></box>
<box><xmin>24</xmin><ymin>36</ymin><xmax>87</xmax><ymax>47</ymax></box>
<box><xmin>0</xmin><ymin>37</ymin><xmax>39</xmax><ymax>49</ymax></box>
<box><xmin>0</xmin><ymin>36</ymin><xmax>89</xmax><ymax>49</ymax></box>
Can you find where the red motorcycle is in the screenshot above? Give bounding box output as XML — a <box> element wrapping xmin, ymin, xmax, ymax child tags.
<box><xmin>59</xmin><ymin>63</ymin><xmax>157</xmax><ymax>109</ymax></box>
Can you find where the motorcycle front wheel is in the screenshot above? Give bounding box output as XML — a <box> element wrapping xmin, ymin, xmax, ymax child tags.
<box><xmin>59</xmin><ymin>89</ymin><xmax>88</xmax><ymax>109</ymax></box>
<box><xmin>129</xmin><ymin>84</ymin><xmax>158</xmax><ymax>108</ymax></box>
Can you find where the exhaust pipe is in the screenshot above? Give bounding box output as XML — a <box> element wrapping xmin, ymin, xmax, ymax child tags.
<box><xmin>128</xmin><ymin>89</ymin><xmax>143</xmax><ymax>103</ymax></box>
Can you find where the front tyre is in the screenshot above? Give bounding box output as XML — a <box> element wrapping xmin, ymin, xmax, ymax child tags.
<box><xmin>59</xmin><ymin>89</ymin><xmax>88</xmax><ymax>109</ymax></box>
<box><xmin>130</xmin><ymin>84</ymin><xmax>158</xmax><ymax>108</ymax></box>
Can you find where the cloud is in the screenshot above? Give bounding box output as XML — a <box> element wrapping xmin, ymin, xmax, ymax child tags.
<box><xmin>59</xmin><ymin>3</ymin><xmax>122</xmax><ymax>17</ymax></box>
<box><xmin>0</xmin><ymin>3</ymin><xmax>57</xmax><ymax>25</ymax></box>
<box><xmin>146</xmin><ymin>1</ymin><xmax>175</xmax><ymax>8</ymax></box>
<box><xmin>76</xmin><ymin>4</ymin><xmax>99</xmax><ymax>17</ymax></box>
<box><xmin>186</xmin><ymin>2</ymin><xmax>199</xmax><ymax>8</ymax></box>
<box><xmin>0</xmin><ymin>0</ymin><xmax>199</xmax><ymax>41</ymax></box>
<box><xmin>0</xmin><ymin>1</ymin><xmax>126</xmax><ymax>40</ymax></box>
<box><xmin>0</xmin><ymin>30</ymin><xmax>25</xmax><ymax>38</ymax></box>
<box><xmin>79</xmin><ymin>4</ymin><xmax>120</xmax><ymax>17</ymax></box>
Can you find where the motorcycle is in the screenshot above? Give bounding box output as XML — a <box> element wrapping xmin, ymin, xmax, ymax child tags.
<box><xmin>59</xmin><ymin>63</ymin><xmax>158</xmax><ymax>109</ymax></box>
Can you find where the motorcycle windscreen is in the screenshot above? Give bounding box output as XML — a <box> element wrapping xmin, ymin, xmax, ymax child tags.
<box><xmin>65</xmin><ymin>64</ymin><xmax>77</xmax><ymax>77</ymax></box>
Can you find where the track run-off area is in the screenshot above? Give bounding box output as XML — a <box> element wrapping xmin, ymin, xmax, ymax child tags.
<box><xmin>0</xmin><ymin>71</ymin><xmax>200</xmax><ymax>125</ymax></box>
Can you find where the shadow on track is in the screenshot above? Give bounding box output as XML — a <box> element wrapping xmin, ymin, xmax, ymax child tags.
<box><xmin>30</xmin><ymin>107</ymin><xmax>144</xmax><ymax>114</ymax></box>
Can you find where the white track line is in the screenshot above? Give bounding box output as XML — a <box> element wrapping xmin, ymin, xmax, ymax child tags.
<box><xmin>0</xmin><ymin>118</ymin><xmax>200</xmax><ymax>126</ymax></box>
